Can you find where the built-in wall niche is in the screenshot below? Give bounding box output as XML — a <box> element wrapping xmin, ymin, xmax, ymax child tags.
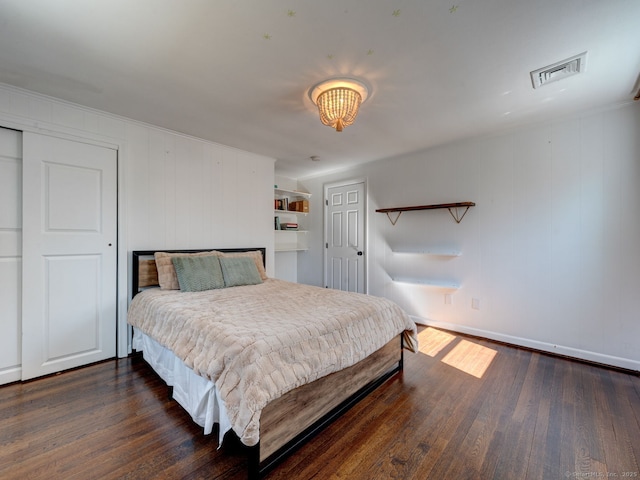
<box><xmin>388</xmin><ymin>248</ymin><xmax>461</xmax><ymax>289</ymax></box>
<box><xmin>387</xmin><ymin>250</ymin><xmax>460</xmax><ymax>290</ymax></box>
<box><xmin>379</xmin><ymin>201</ymin><xmax>473</xmax><ymax>291</ymax></box>
<box><xmin>274</xmin><ymin>187</ymin><xmax>311</xmax><ymax>252</ymax></box>
<box><xmin>391</xmin><ymin>276</ymin><xmax>460</xmax><ymax>291</ymax></box>
<box><xmin>390</xmin><ymin>248</ymin><xmax>461</xmax><ymax>257</ymax></box>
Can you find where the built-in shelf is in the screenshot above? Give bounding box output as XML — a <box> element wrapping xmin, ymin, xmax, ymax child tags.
<box><xmin>392</xmin><ymin>277</ymin><xmax>460</xmax><ymax>290</ymax></box>
<box><xmin>274</xmin><ymin>230</ymin><xmax>309</xmax><ymax>252</ymax></box>
<box><xmin>376</xmin><ymin>202</ymin><xmax>475</xmax><ymax>225</ymax></box>
<box><xmin>275</xmin><ymin>246</ymin><xmax>309</xmax><ymax>252</ymax></box>
<box><xmin>274</xmin><ymin>209</ymin><xmax>308</xmax><ymax>216</ymax></box>
<box><xmin>274</xmin><ymin>187</ymin><xmax>311</xmax><ymax>253</ymax></box>
<box><xmin>274</xmin><ymin>188</ymin><xmax>311</xmax><ymax>198</ymax></box>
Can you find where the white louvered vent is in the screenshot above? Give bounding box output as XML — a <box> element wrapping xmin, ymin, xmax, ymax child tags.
<box><xmin>530</xmin><ymin>52</ymin><xmax>587</xmax><ymax>89</ymax></box>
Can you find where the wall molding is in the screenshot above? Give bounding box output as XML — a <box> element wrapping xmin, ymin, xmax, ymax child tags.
<box><xmin>413</xmin><ymin>316</ymin><xmax>640</xmax><ymax>373</ymax></box>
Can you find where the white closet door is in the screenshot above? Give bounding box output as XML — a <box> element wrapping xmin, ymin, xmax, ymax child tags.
<box><xmin>0</xmin><ymin>128</ymin><xmax>22</xmax><ymax>385</ymax></box>
<box><xmin>21</xmin><ymin>132</ymin><xmax>117</xmax><ymax>380</ymax></box>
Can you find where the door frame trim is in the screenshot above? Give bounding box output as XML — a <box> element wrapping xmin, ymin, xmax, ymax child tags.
<box><xmin>323</xmin><ymin>178</ymin><xmax>368</xmax><ymax>293</ymax></box>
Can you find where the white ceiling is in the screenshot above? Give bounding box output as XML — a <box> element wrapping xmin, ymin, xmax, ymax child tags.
<box><xmin>1</xmin><ymin>0</ymin><xmax>639</xmax><ymax>179</ymax></box>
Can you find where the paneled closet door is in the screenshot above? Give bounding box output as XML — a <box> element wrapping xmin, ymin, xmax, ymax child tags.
<box><xmin>21</xmin><ymin>132</ymin><xmax>117</xmax><ymax>380</ymax></box>
<box><xmin>0</xmin><ymin>128</ymin><xmax>22</xmax><ymax>385</ymax></box>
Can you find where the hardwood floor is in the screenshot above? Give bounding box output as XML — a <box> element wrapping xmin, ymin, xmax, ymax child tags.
<box><xmin>1</xmin><ymin>328</ymin><xmax>638</xmax><ymax>479</ymax></box>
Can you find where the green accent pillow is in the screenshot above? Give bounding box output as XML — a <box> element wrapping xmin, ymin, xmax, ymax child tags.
<box><xmin>171</xmin><ymin>255</ymin><xmax>225</xmax><ymax>292</ymax></box>
<box><xmin>219</xmin><ymin>256</ymin><xmax>263</xmax><ymax>287</ymax></box>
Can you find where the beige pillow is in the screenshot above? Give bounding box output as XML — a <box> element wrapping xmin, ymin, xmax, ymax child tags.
<box><xmin>219</xmin><ymin>250</ymin><xmax>268</xmax><ymax>280</ymax></box>
<box><xmin>154</xmin><ymin>251</ymin><xmax>221</xmax><ymax>290</ymax></box>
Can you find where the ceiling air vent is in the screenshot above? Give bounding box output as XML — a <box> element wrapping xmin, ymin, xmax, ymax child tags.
<box><xmin>530</xmin><ymin>52</ymin><xmax>587</xmax><ymax>89</ymax></box>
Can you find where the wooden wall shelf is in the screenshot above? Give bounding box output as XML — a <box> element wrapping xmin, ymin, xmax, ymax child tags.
<box><xmin>376</xmin><ymin>202</ymin><xmax>475</xmax><ymax>225</ymax></box>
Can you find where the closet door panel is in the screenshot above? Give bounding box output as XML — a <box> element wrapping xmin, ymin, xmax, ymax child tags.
<box><xmin>0</xmin><ymin>127</ymin><xmax>22</xmax><ymax>385</ymax></box>
<box><xmin>21</xmin><ymin>132</ymin><xmax>117</xmax><ymax>380</ymax></box>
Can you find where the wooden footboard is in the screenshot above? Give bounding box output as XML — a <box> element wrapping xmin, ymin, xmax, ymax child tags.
<box><xmin>251</xmin><ymin>335</ymin><xmax>404</xmax><ymax>478</ymax></box>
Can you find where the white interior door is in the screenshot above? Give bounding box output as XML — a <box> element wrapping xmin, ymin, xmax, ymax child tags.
<box><xmin>0</xmin><ymin>128</ymin><xmax>22</xmax><ymax>385</ymax></box>
<box><xmin>21</xmin><ymin>132</ymin><xmax>117</xmax><ymax>380</ymax></box>
<box><xmin>325</xmin><ymin>181</ymin><xmax>366</xmax><ymax>293</ymax></box>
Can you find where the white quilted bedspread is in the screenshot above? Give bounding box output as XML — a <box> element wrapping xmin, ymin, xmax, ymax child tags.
<box><xmin>127</xmin><ymin>278</ymin><xmax>417</xmax><ymax>446</ymax></box>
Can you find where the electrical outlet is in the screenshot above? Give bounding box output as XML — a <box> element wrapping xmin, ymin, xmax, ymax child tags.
<box><xmin>471</xmin><ymin>298</ymin><xmax>480</xmax><ymax>310</ymax></box>
<box><xmin>444</xmin><ymin>294</ymin><xmax>452</xmax><ymax>305</ymax></box>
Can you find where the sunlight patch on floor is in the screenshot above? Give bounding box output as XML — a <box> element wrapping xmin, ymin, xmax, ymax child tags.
<box><xmin>441</xmin><ymin>339</ymin><xmax>497</xmax><ymax>378</ymax></box>
<box><xmin>417</xmin><ymin>327</ymin><xmax>456</xmax><ymax>357</ymax></box>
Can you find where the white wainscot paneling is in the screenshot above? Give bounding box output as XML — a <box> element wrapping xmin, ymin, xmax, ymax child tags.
<box><xmin>0</xmin><ymin>127</ymin><xmax>22</xmax><ymax>384</ymax></box>
<box><xmin>0</xmin><ymin>257</ymin><xmax>21</xmax><ymax>383</ymax></box>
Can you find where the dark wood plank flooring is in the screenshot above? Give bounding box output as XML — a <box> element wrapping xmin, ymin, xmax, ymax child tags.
<box><xmin>1</xmin><ymin>327</ymin><xmax>638</xmax><ymax>479</ymax></box>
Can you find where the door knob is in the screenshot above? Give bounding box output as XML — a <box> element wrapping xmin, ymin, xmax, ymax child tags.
<box><xmin>357</xmin><ymin>251</ymin><xmax>363</xmax><ymax>256</ymax></box>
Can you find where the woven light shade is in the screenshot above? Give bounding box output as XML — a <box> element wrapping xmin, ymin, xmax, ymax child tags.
<box><xmin>316</xmin><ymin>87</ymin><xmax>362</xmax><ymax>132</ymax></box>
<box><xmin>309</xmin><ymin>78</ymin><xmax>369</xmax><ymax>132</ymax></box>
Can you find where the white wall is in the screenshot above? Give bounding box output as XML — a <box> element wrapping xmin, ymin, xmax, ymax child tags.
<box><xmin>298</xmin><ymin>102</ymin><xmax>640</xmax><ymax>371</ymax></box>
<box><xmin>0</xmin><ymin>83</ymin><xmax>275</xmax><ymax>357</ymax></box>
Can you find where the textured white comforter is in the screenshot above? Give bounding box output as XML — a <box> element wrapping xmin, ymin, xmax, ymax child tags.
<box><xmin>127</xmin><ymin>278</ymin><xmax>417</xmax><ymax>446</ymax></box>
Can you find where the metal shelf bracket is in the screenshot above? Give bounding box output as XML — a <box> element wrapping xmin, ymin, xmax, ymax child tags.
<box><xmin>385</xmin><ymin>211</ymin><xmax>403</xmax><ymax>226</ymax></box>
<box><xmin>447</xmin><ymin>205</ymin><xmax>472</xmax><ymax>224</ymax></box>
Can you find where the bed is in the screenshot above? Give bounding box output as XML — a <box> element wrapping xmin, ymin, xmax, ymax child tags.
<box><xmin>128</xmin><ymin>248</ymin><xmax>417</xmax><ymax>478</ymax></box>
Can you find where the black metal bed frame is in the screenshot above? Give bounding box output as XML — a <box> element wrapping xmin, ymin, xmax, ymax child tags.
<box><xmin>130</xmin><ymin>248</ymin><xmax>403</xmax><ymax>479</ymax></box>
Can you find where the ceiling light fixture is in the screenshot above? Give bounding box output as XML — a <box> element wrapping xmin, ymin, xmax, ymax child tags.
<box><xmin>309</xmin><ymin>78</ymin><xmax>369</xmax><ymax>132</ymax></box>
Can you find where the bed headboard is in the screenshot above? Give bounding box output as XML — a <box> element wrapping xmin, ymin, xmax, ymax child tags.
<box><xmin>131</xmin><ymin>248</ymin><xmax>266</xmax><ymax>297</ymax></box>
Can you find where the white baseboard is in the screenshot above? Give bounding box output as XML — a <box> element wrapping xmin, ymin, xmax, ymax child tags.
<box><xmin>0</xmin><ymin>366</ymin><xmax>21</xmax><ymax>386</ymax></box>
<box><xmin>412</xmin><ymin>316</ymin><xmax>640</xmax><ymax>372</ymax></box>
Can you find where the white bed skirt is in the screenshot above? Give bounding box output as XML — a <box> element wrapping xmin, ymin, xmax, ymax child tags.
<box><xmin>132</xmin><ymin>328</ymin><xmax>232</xmax><ymax>444</ymax></box>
